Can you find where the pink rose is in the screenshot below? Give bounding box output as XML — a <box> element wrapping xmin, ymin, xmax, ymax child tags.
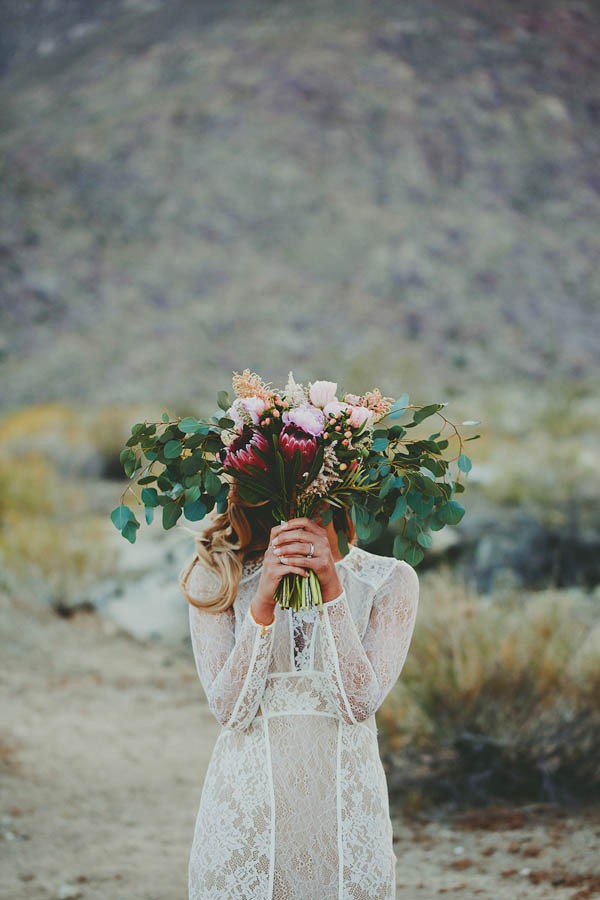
<box><xmin>282</xmin><ymin>403</ymin><xmax>325</xmax><ymax>436</ymax></box>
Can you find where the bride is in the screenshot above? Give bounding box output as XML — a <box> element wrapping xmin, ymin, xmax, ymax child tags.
<box><xmin>179</xmin><ymin>486</ymin><xmax>419</xmax><ymax>899</ymax></box>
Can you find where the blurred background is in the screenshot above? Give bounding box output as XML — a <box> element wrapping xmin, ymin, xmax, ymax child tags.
<box><xmin>1</xmin><ymin>1</ymin><xmax>599</xmax><ymax>898</ymax></box>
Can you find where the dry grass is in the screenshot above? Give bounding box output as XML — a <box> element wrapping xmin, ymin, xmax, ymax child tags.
<box><xmin>380</xmin><ymin>565</ymin><xmax>600</xmax><ymax>803</ymax></box>
<box><xmin>0</xmin><ymin>407</ymin><xmax>114</xmax><ymax>609</ymax></box>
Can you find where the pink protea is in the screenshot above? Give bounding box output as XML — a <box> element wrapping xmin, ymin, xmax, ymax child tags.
<box><xmin>279</xmin><ymin>424</ymin><xmax>318</xmax><ymax>475</ymax></box>
<box><xmin>220</xmin><ymin>426</ymin><xmax>272</xmax><ymax>475</ymax></box>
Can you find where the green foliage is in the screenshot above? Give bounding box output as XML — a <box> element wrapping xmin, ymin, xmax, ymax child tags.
<box><xmin>112</xmin><ymin>391</ymin><xmax>479</xmax><ymax>564</ymax></box>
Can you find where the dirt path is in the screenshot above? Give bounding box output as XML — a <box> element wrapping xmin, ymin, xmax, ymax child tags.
<box><xmin>1</xmin><ymin>593</ymin><xmax>598</xmax><ymax>900</ymax></box>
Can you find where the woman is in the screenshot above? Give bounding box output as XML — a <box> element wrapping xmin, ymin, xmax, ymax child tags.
<box><xmin>179</xmin><ymin>485</ymin><xmax>419</xmax><ymax>900</ymax></box>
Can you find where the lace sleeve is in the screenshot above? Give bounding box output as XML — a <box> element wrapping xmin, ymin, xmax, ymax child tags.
<box><xmin>317</xmin><ymin>560</ymin><xmax>419</xmax><ymax>725</ymax></box>
<box><xmin>183</xmin><ymin>558</ymin><xmax>276</xmax><ymax>732</ymax></box>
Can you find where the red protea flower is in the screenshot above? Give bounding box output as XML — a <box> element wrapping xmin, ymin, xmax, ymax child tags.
<box><xmin>220</xmin><ymin>426</ymin><xmax>272</xmax><ymax>475</ymax></box>
<box><xmin>279</xmin><ymin>424</ymin><xmax>318</xmax><ymax>475</ymax></box>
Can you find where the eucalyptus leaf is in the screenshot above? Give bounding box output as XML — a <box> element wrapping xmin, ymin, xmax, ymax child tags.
<box><xmin>438</xmin><ymin>500</ymin><xmax>465</xmax><ymax>524</ymax></box>
<box><xmin>390</xmin><ymin>494</ymin><xmax>407</xmax><ymax>521</ymax></box>
<box><xmin>393</xmin><ymin>534</ymin><xmax>410</xmax><ymax>558</ymax></box>
<box><xmin>412</xmin><ymin>403</ymin><xmax>443</xmax><ymax>425</ymax></box>
<box><xmin>141</xmin><ymin>487</ymin><xmax>159</xmax><ymax>507</ymax></box>
<box><xmin>217</xmin><ymin>390</ymin><xmax>231</xmax><ymax>411</ymax></box>
<box><xmin>162</xmin><ymin>501</ymin><xmax>183</xmax><ymax>529</ymax></box>
<box><xmin>121</xmin><ymin>520</ymin><xmax>139</xmax><ymax>543</ymax></box>
<box><xmin>337</xmin><ymin>528</ymin><xmax>349</xmax><ymax>557</ymax></box>
<box><xmin>371</xmin><ymin>437</ymin><xmax>389</xmax><ymax>452</ymax></box>
<box><xmin>184</xmin><ymin>498</ymin><xmax>208</xmax><ymax>521</ymax></box>
<box><xmin>111</xmin><ymin>505</ymin><xmax>132</xmax><ymax>530</ymax></box>
<box><xmin>404</xmin><ymin>543</ymin><xmax>424</xmax><ymax>565</ymax></box>
<box><xmin>457</xmin><ymin>453</ymin><xmax>472</xmax><ymax>473</ymax></box>
<box><xmin>204</xmin><ymin>468</ymin><xmax>223</xmax><ymax>497</ymax></box>
<box><xmin>320</xmin><ymin>505</ymin><xmax>334</xmax><ymax>526</ymax></box>
<box><xmin>164</xmin><ymin>440</ymin><xmax>182</xmax><ymax>459</ymax></box>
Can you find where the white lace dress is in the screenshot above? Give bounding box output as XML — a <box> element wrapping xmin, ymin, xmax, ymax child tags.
<box><xmin>183</xmin><ymin>544</ymin><xmax>419</xmax><ymax>900</ymax></box>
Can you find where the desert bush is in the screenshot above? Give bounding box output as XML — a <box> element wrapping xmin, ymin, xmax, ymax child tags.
<box><xmin>380</xmin><ymin>564</ymin><xmax>600</xmax><ymax>804</ymax></box>
<box><xmin>0</xmin><ymin>439</ymin><xmax>113</xmax><ymax>609</ymax></box>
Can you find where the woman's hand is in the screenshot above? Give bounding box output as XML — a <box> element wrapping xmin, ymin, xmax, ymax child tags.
<box><xmin>252</xmin><ymin>521</ymin><xmax>316</xmax><ymax>624</ymax></box>
<box><xmin>267</xmin><ymin>516</ymin><xmax>344</xmax><ymax>603</ymax></box>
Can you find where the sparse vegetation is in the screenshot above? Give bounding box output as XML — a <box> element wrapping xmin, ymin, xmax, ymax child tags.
<box><xmin>380</xmin><ymin>565</ymin><xmax>600</xmax><ymax>804</ymax></box>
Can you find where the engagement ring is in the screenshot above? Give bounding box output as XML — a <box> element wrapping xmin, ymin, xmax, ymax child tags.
<box><xmin>307</xmin><ymin>542</ymin><xmax>314</xmax><ymax>558</ymax></box>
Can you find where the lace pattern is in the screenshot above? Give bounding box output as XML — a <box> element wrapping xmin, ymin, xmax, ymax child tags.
<box><xmin>183</xmin><ymin>545</ymin><xmax>419</xmax><ymax>899</ymax></box>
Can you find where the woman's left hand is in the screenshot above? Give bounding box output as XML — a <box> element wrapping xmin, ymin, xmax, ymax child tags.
<box><xmin>269</xmin><ymin>516</ymin><xmax>343</xmax><ymax>602</ymax></box>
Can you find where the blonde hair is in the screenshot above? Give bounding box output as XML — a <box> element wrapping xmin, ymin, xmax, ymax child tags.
<box><xmin>178</xmin><ymin>481</ymin><xmax>356</xmax><ymax>614</ymax></box>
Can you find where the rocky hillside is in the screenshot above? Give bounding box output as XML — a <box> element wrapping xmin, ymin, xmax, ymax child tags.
<box><xmin>0</xmin><ymin>0</ymin><xmax>599</xmax><ymax>412</ymax></box>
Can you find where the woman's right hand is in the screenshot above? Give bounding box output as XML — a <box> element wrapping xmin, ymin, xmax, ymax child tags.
<box><xmin>251</xmin><ymin>521</ymin><xmax>309</xmax><ymax>625</ymax></box>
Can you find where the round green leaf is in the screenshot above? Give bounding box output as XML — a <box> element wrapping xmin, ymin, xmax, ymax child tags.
<box><xmin>164</xmin><ymin>440</ymin><xmax>182</xmax><ymax>459</ymax></box>
<box><xmin>204</xmin><ymin>468</ymin><xmax>222</xmax><ymax>497</ymax></box>
<box><xmin>121</xmin><ymin>520</ymin><xmax>139</xmax><ymax>543</ymax></box>
<box><xmin>439</xmin><ymin>500</ymin><xmax>465</xmax><ymax>525</ymax></box>
<box><xmin>393</xmin><ymin>534</ymin><xmax>410</xmax><ymax>559</ymax></box>
<box><xmin>390</xmin><ymin>494</ymin><xmax>407</xmax><ymax>522</ymax></box>
<box><xmin>141</xmin><ymin>487</ymin><xmax>159</xmax><ymax>507</ymax></box>
<box><xmin>162</xmin><ymin>501</ymin><xmax>182</xmax><ymax>529</ymax></box>
<box><xmin>184</xmin><ymin>498</ymin><xmax>208</xmax><ymax>521</ymax></box>
<box><xmin>371</xmin><ymin>437</ymin><xmax>389</xmax><ymax>452</ymax></box>
<box><xmin>111</xmin><ymin>505</ymin><xmax>132</xmax><ymax>530</ymax></box>
<box><xmin>404</xmin><ymin>543</ymin><xmax>424</xmax><ymax>565</ymax></box>
<box><xmin>457</xmin><ymin>453</ymin><xmax>472</xmax><ymax>473</ymax></box>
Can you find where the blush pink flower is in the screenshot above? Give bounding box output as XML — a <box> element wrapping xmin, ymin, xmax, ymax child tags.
<box><xmin>240</xmin><ymin>396</ymin><xmax>266</xmax><ymax>424</ymax></box>
<box><xmin>347</xmin><ymin>405</ymin><xmax>375</xmax><ymax>429</ymax></box>
<box><xmin>323</xmin><ymin>399</ymin><xmax>352</xmax><ymax>419</ymax></box>
<box><xmin>308</xmin><ymin>380</ymin><xmax>338</xmax><ymax>408</ymax></box>
<box><xmin>282</xmin><ymin>403</ymin><xmax>325</xmax><ymax>436</ymax></box>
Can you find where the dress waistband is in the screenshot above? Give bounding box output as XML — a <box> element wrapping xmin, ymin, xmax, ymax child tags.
<box><xmin>257</xmin><ymin>671</ymin><xmax>338</xmax><ymax>718</ymax></box>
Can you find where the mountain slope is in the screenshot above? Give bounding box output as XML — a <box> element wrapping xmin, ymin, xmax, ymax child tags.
<box><xmin>1</xmin><ymin>0</ymin><xmax>599</xmax><ymax>411</ymax></box>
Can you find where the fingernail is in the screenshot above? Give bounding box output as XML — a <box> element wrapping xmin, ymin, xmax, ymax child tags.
<box><xmin>280</xmin><ymin>519</ymin><xmax>288</xmax><ymax>526</ymax></box>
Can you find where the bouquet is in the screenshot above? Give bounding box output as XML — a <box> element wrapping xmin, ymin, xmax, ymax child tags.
<box><xmin>111</xmin><ymin>370</ymin><xmax>480</xmax><ymax>611</ymax></box>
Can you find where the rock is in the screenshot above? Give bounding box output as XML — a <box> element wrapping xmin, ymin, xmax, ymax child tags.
<box><xmin>57</xmin><ymin>885</ymin><xmax>82</xmax><ymax>900</ymax></box>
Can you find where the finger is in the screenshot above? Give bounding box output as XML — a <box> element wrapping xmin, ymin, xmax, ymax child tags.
<box><xmin>272</xmin><ymin>540</ymin><xmax>314</xmax><ymax>554</ymax></box>
<box><xmin>274</xmin><ymin>526</ymin><xmax>319</xmax><ymax>544</ymax></box>
<box><xmin>270</xmin><ymin>521</ymin><xmax>291</xmax><ymax>536</ymax></box>
<box><xmin>282</xmin><ymin>564</ymin><xmax>311</xmax><ymax>578</ymax></box>
<box><xmin>283</xmin><ymin>517</ymin><xmax>320</xmax><ymax>534</ymax></box>
<box><xmin>277</xmin><ymin>554</ymin><xmax>316</xmax><ymax>568</ymax></box>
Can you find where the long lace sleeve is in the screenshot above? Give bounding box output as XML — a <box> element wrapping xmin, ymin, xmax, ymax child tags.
<box><xmin>183</xmin><ymin>558</ymin><xmax>276</xmax><ymax>732</ymax></box>
<box><xmin>318</xmin><ymin>560</ymin><xmax>419</xmax><ymax>725</ymax></box>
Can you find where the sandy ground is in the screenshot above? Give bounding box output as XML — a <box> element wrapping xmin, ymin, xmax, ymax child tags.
<box><xmin>1</xmin><ymin>592</ymin><xmax>599</xmax><ymax>900</ymax></box>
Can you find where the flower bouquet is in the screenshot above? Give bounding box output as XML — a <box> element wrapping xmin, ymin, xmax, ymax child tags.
<box><xmin>111</xmin><ymin>370</ymin><xmax>480</xmax><ymax>611</ymax></box>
